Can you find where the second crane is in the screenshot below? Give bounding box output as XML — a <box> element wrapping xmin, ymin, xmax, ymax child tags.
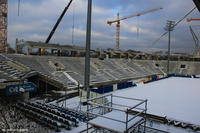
<box><xmin>107</xmin><ymin>7</ymin><xmax>163</xmax><ymax>51</ymax></box>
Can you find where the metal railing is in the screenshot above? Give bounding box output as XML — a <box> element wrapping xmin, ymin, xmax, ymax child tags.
<box><xmin>86</xmin><ymin>94</ymin><xmax>147</xmax><ymax>133</ymax></box>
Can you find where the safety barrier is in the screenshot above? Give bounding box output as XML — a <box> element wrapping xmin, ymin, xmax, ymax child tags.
<box><xmin>117</xmin><ymin>82</ymin><xmax>135</xmax><ymax>90</ymax></box>
<box><xmin>91</xmin><ymin>74</ymin><xmax>199</xmax><ymax>95</ymax></box>
<box><xmin>91</xmin><ymin>85</ymin><xmax>113</xmax><ymax>94</ymax></box>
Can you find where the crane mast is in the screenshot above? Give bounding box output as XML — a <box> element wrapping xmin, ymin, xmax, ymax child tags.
<box><xmin>0</xmin><ymin>0</ymin><xmax>8</xmax><ymax>53</ymax></box>
<box><xmin>107</xmin><ymin>7</ymin><xmax>162</xmax><ymax>51</ymax></box>
<box><xmin>190</xmin><ymin>26</ymin><xmax>200</xmax><ymax>57</ymax></box>
<box><xmin>41</xmin><ymin>0</ymin><xmax>73</xmax><ymax>55</ymax></box>
<box><xmin>116</xmin><ymin>13</ymin><xmax>120</xmax><ymax>51</ymax></box>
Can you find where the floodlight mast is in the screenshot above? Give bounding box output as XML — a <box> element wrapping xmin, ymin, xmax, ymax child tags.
<box><xmin>164</xmin><ymin>20</ymin><xmax>175</xmax><ymax>74</ymax></box>
<box><xmin>85</xmin><ymin>0</ymin><xmax>92</xmax><ymax>100</ymax></box>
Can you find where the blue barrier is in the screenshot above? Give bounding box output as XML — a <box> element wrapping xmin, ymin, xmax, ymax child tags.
<box><xmin>118</xmin><ymin>83</ymin><xmax>125</xmax><ymax>90</ymax></box>
<box><xmin>117</xmin><ymin>82</ymin><xmax>133</xmax><ymax>90</ymax></box>
<box><xmin>104</xmin><ymin>85</ymin><xmax>113</xmax><ymax>93</ymax></box>
<box><xmin>173</xmin><ymin>74</ymin><xmax>191</xmax><ymax>78</ymax></box>
<box><xmin>92</xmin><ymin>74</ymin><xmax>199</xmax><ymax>95</ymax></box>
<box><xmin>117</xmin><ymin>83</ymin><xmax>123</xmax><ymax>90</ymax></box>
<box><xmin>91</xmin><ymin>85</ymin><xmax>113</xmax><ymax>94</ymax></box>
<box><xmin>167</xmin><ymin>74</ymin><xmax>175</xmax><ymax>77</ymax></box>
<box><xmin>122</xmin><ymin>83</ymin><xmax>126</xmax><ymax>89</ymax></box>
<box><xmin>127</xmin><ymin>82</ymin><xmax>133</xmax><ymax>87</ymax></box>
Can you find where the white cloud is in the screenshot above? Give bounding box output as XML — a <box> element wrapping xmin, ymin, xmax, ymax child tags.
<box><xmin>27</xmin><ymin>34</ymin><xmax>47</xmax><ymax>41</ymax></box>
<box><xmin>7</xmin><ymin>0</ymin><xmax>199</xmax><ymax>54</ymax></box>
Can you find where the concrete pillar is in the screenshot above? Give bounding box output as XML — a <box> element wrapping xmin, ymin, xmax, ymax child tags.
<box><xmin>57</xmin><ymin>49</ymin><xmax>61</xmax><ymax>56</ymax></box>
<box><xmin>106</xmin><ymin>54</ymin><xmax>109</xmax><ymax>59</ymax></box>
<box><xmin>23</xmin><ymin>92</ymin><xmax>29</xmax><ymax>101</ymax></box>
<box><xmin>27</xmin><ymin>46</ymin><xmax>31</xmax><ymax>55</ymax></box>
<box><xmin>113</xmin><ymin>84</ymin><xmax>118</xmax><ymax>91</ymax></box>
<box><xmin>51</xmin><ymin>49</ymin><xmax>54</xmax><ymax>54</ymax></box>
<box><xmin>15</xmin><ymin>38</ymin><xmax>18</xmax><ymax>54</ymax></box>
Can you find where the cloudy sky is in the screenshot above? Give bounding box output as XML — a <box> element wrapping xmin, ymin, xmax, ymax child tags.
<box><xmin>8</xmin><ymin>0</ymin><xmax>200</xmax><ymax>53</ymax></box>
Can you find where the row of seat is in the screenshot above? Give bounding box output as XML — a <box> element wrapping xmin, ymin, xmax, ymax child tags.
<box><xmin>49</xmin><ymin>103</ymin><xmax>88</xmax><ymax>121</ymax></box>
<box><xmin>17</xmin><ymin>102</ymin><xmax>74</xmax><ymax>130</ymax></box>
<box><xmin>35</xmin><ymin>102</ymin><xmax>84</xmax><ymax>122</ymax></box>
<box><xmin>28</xmin><ymin>102</ymin><xmax>79</xmax><ymax>126</ymax></box>
<box><xmin>16</xmin><ymin>105</ymin><xmax>61</xmax><ymax>131</ymax></box>
<box><xmin>0</xmin><ymin>61</ymin><xmax>25</xmax><ymax>79</ymax></box>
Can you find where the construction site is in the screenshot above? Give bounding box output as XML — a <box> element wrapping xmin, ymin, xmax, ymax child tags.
<box><xmin>0</xmin><ymin>0</ymin><xmax>200</xmax><ymax>133</ymax></box>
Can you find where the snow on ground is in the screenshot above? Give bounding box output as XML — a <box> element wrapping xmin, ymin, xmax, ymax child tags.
<box><xmin>0</xmin><ymin>97</ymin><xmax>48</xmax><ymax>133</ymax></box>
<box><xmin>89</xmin><ymin>111</ymin><xmax>143</xmax><ymax>133</ymax></box>
<box><xmin>112</xmin><ymin>77</ymin><xmax>200</xmax><ymax>125</ymax></box>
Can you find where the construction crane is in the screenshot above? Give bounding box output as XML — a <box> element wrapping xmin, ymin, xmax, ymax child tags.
<box><xmin>41</xmin><ymin>0</ymin><xmax>73</xmax><ymax>55</ymax></box>
<box><xmin>0</xmin><ymin>0</ymin><xmax>73</xmax><ymax>54</ymax></box>
<box><xmin>187</xmin><ymin>0</ymin><xmax>200</xmax><ymax>57</ymax></box>
<box><xmin>189</xmin><ymin>26</ymin><xmax>200</xmax><ymax>57</ymax></box>
<box><xmin>0</xmin><ymin>0</ymin><xmax>21</xmax><ymax>53</ymax></box>
<box><xmin>193</xmin><ymin>0</ymin><xmax>200</xmax><ymax>12</ymax></box>
<box><xmin>0</xmin><ymin>0</ymin><xmax>8</xmax><ymax>53</ymax></box>
<box><xmin>107</xmin><ymin>7</ymin><xmax>163</xmax><ymax>51</ymax></box>
<box><xmin>187</xmin><ymin>18</ymin><xmax>200</xmax><ymax>22</ymax></box>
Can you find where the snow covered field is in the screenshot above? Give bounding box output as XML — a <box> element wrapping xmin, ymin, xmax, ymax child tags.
<box><xmin>112</xmin><ymin>77</ymin><xmax>200</xmax><ymax>125</ymax></box>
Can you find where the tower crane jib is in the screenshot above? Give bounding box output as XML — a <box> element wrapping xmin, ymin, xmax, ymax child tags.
<box><xmin>107</xmin><ymin>7</ymin><xmax>163</xmax><ymax>51</ymax></box>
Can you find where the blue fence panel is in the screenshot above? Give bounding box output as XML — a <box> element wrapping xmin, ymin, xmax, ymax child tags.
<box><xmin>92</xmin><ymin>87</ymin><xmax>103</xmax><ymax>94</ymax></box>
<box><xmin>117</xmin><ymin>83</ymin><xmax>123</xmax><ymax>90</ymax></box>
<box><xmin>92</xmin><ymin>85</ymin><xmax>113</xmax><ymax>94</ymax></box>
<box><xmin>121</xmin><ymin>83</ymin><xmax>125</xmax><ymax>89</ymax></box>
<box><xmin>127</xmin><ymin>82</ymin><xmax>133</xmax><ymax>87</ymax></box>
<box><xmin>174</xmin><ymin>74</ymin><xmax>191</xmax><ymax>78</ymax></box>
<box><xmin>168</xmin><ymin>74</ymin><xmax>175</xmax><ymax>77</ymax></box>
<box><xmin>92</xmin><ymin>74</ymin><xmax>200</xmax><ymax>94</ymax></box>
<box><xmin>104</xmin><ymin>85</ymin><xmax>113</xmax><ymax>93</ymax></box>
<box><xmin>124</xmin><ymin>82</ymin><xmax>127</xmax><ymax>88</ymax></box>
<box><xmin>118</xmin><ymin>82</ymin><xmax>133</xmax><ymax>90</ymax></box>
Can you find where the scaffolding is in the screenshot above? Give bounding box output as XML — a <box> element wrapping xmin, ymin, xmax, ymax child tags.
<box><xmin>0</xmin><ymin>0</ymin><xmax>8</xmax><ymax>53</ymax></box>
<box><xmin>86</xmin><ymin>94</ymin><xmax>147</xmax><ymax>133</ymax></box>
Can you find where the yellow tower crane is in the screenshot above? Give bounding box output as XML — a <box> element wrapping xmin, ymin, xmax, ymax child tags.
<box><xmin>107</xmin><ymin>7</ymin><xmax>163</xmax><ymax>51</ymax></box>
